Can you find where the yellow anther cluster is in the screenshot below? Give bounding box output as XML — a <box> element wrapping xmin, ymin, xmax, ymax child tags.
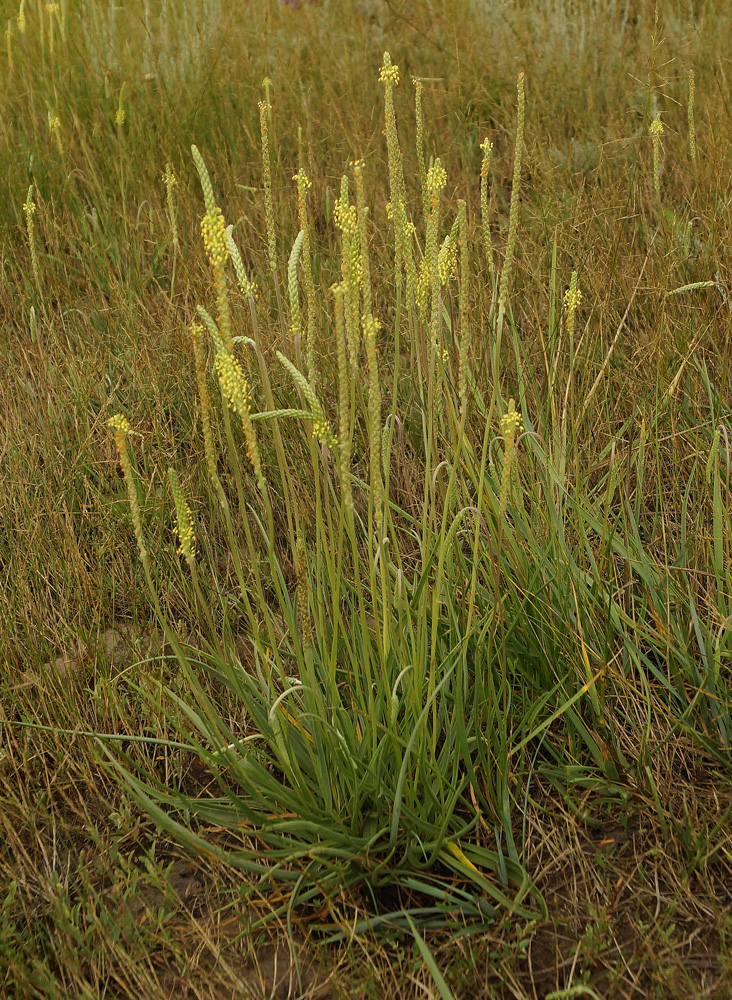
<box><xmin>500</xmin><ymin>399</ymin><xmax>523</xmax><ymax>440</ymax></box>
<box><xmin>312</xmin><ymin>415</ymin><xmax>337</xmax><ymax>448</ymax></box>
<box><xmin>201</xmin><ymin>208</ymin><xmax>229</xmax><ymax>269</ymax></box>
<box><xmin>293</xmin><ymin>167</ymin><xmax>312</xmax><ymax>192</ymax></box>
<box><xmin>379</xmin><ymin>60</ymin><xmax>400</xmax><ymax>86</ymax></box>
<box><xmin>649</xmin><ymin>117</ymin><xmax>664</xmax><ymax>138</ymax></box>
<box><xmin>334</xmin><ymin>199</ymin><xmax>357</xmax><ymax>233</ymax></box>
<box><xmin>216</xmin><ymin>350</ymin><xmax>250</xmax><ymax>417</ymax></box>
<box><xmin>108</xmin><ymin>413</ymin><xmax>131</xmax><ymax>436</ymax></box>
<box><xmin>22</xmin><ymin>196</ymin><xmax>35</xmax><ymax>217</ymax></box>
<box><xmin>564</xmin><ymin>286</ymin><xmax>582</xmax><ymax>313</ymax></box>
<box><xmin>427</xmin><ymin>162</ymin><xmax>447</xmax><ymax>194</ymax></box>
<box><xmin>480</xmin><ymin>138</ymin><xmax>493</xmax><ymax>178</ymax></box>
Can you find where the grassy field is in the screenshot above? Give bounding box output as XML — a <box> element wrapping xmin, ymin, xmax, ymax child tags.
<box><xmin>2</xmin><ymin>0</ymin><xmax>732</xmax><ymax>997</ymax></box>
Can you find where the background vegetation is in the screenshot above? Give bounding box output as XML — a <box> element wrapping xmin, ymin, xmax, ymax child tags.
<box><xmin>2</xmin><ymin>1</ymin><xmax>732</xmax><ymax>997</ymax></box>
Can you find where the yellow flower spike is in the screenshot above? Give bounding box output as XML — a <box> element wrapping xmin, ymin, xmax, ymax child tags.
<box><xmin>48</xmin><ymin>111</ymin><xmax>63</xmax><ymax>156</ymax></box>
<box><xmin>332</xmin><ymin>284</ymin><xmax>354</xmax><ymax>517</ymax></box>
<box><xmin>688</xmin><ymin>69</ymin><xmax>696</xmax><ymax>167</ymax></box>
<box><xmin>378</xmin><ymin>52</ymin><xmax>399</xmax><ymax>86</ymax></box>
<box><xmin>216</xmin><ymin>350</ymin><xmax>250</xmax><ymax>417</ymax></box>
<box><xmin>295</xmin><ymin>532</ymin><xmax>313</xmax><ymax>650</ymax></box>
<box><xmin>426</xmin><ymin>161</ymin><xmax>447</xmax><ymax>197</ymax></box>
<box><xmin>497</xmin><ymin>72</ymin><xmax>526</xmax><ymax>329</ymax></box>
<box><xmin>564</xmin><ymin>271</ymin><xmax>581</xmax><ymax>338</ymax></box>
<box><xmin>163</xmin><ymin>163</ymin><xmax>179</xmax><ymax>250</ymax></box>
<box><xmin>335</xmin><ymin>178</ymin><xmax>361</xmax><ymax>372</ymax></box>
<box><xmin>353</xmin><ymin>159</ymin><xmax>374</xmax><ymax>326</ymax></box>
<box><xmin>259</xmin><ymin>95</ymin><xmax>277</xmax><ymax>273</ymax></box>
<box><xmin>480</xmin><ymin>138</ymin><xmax>495</xmax><ymax>280</ymax></box>
<box><xmin>498</xmin><ymin>399</ymin><xmax>523</xmax><ymax>519</ymax></box>
<box><xmin>17</xmin><ymin>0</ymin><xmax>26</xmax><ymax>34</ymax></box>
<box><xmin>649</xmin><ymin>117</ymin><xmax>665</xmax><ymax>138</ymax></box>
<box><xmin>200</xmin><ymin>206</ymin><xmax>234</xmax><ymax>354</ymax></box>
<box><xmin>216</xmin><ymin>350</ymin><xmax>266</xmax><ymax>493</ymax></box>
<box><xmin>363</xmin><ymin>313</ymin><xmax>384</xmax><ymax>529</ymax></box>
<box><xmin>650</xmin><ymin>115</ymin><xmax>664</xmax><ymax>195</ymax></box>
<box><xmin>413</xmin><ymin>77</ymin><xmax>428</xmax><ymax>218</ymax></box>
<box><xmin>438</xmin><ymin>231</ymin><xmax>458</xmax><ymax>287</ymax></box>
<box><xmin>424</xmin><ymin>158</ymin><xmax>446</xmax><ymax>417</ymax></box>
<box><xmin>189</xmin><ymin>324</ymin><xmax>220</xmax><ymax>491</ymax></box>
<box><xmin>500</xmin><ymin>398</ymin><xmax>523</xmax><ymax>440</ymax></box>
<box><xmin>200</xmin><ymin>208</ymin><xmax>229</xmax><ymax>270</ymax></box>
<box><xmin>108</xmin><ymin>414</ymin><xmax>148</xmax><ymax>564</ymax></box>
<box><xmin>457</xmin><ymin>199</ymin><xmax>470</xmax><ymax>420</ymax></box>
<box><xmin>379</xmin><ymin>53</ymin><xmax>414</xmax><ymax>300</ymax></box>
<box><xmin>23</xmin><ymin>185</ymin><xmax>42</xmax><ymax>297</ymax></box>
<box><xmin>168</xmin><ymin>468</ymin><xmax>196</xmax><ymax>566</ymax></box>
<box><xmin>192</xmin><ymin>147</ymin><xmax>234</xmax><ymax>350</ymax></box>
<box><xmin>293</xmin><ymin>168</ymin><xmax>317</xmax><ymax>380</ymax></box>
<box><xmin>115</xmin><ymin>83</ymin><xmax>126</xmax><ymax>127</ymax></box>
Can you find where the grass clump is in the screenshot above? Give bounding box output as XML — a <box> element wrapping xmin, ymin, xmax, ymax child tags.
<box><xmin>2</xmin><ymin>1</ymin><xmax>732</xmax><ymax>997</ymax></box>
